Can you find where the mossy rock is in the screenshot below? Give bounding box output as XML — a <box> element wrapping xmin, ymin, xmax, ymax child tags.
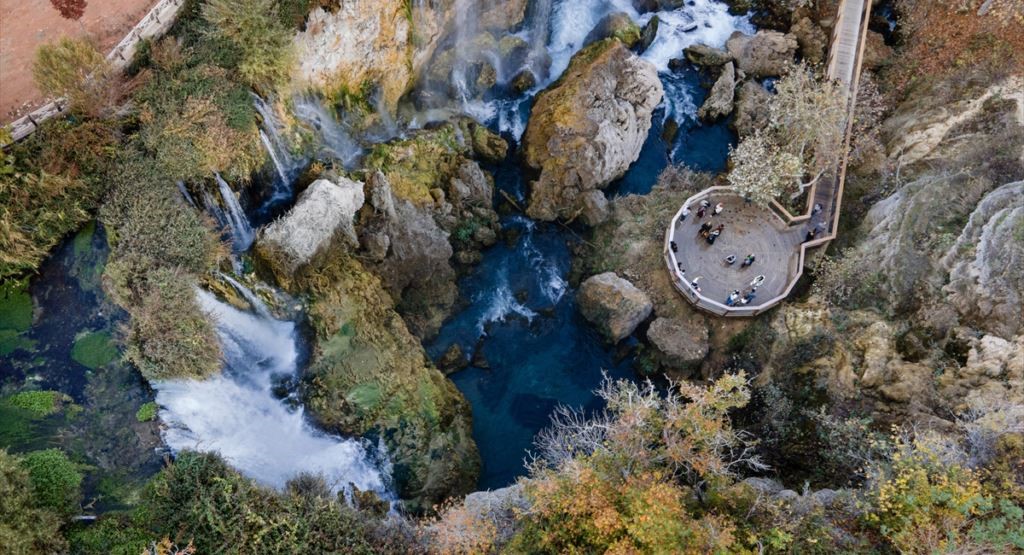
<box><xmin>71</xmin><ymin>330</ymin><xmax>119</xmax><ymax>369</ymax></box>
<box><xmin>363</xmin><ymin>124</ymin><xmax>469</xmax><ymax>205</ymax></box>
<box><xmin>299</xmin><ymin>256</ymin><xmax>479</xmax><ymax>512</ymax></box>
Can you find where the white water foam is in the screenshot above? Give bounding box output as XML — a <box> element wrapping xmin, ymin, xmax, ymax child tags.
<box><xmin>521</xmin><ymin>232</ymin><xmax>567</xmax><ymax>305</ymax></box>
<box><xmin>155</xmin><ymin>287</ymin><xmax>389</xmax><ymax>496</ymax></box>
<box><xmin>476</xmin><ymin>275</ymin><xmax>537</xmax><ymax>335</ymax></box>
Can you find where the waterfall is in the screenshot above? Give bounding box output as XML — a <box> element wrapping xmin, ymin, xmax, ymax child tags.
<box><xmin>292</xmin><ymin>94</ymin><xmax>362</xmax><ymax>169</ymax></box>
<box><xmin>155</xmin><ymin>285</ymin><xmax>390</xmax><ymax>497</ymax></box>
<box><xmin>214</xmin><ymin>173</ymin><xmax>255</xmax><ymax>252</ymax></box>
<box><xmin>252</xmin><ymin>94</ymin><xmax>303</xmax><ymax>204</ymax></box>
<box><xmin>176</xmin><ymin>180</ymin><xmax>197</xmax><ymax>208</ymax></box>
<box><xmin>260</xmin><ymin>130</ymin><xmax>290</xmax><ymax>185</ymax></box>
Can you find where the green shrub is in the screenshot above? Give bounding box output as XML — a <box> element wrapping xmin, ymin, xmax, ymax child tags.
<box><xmin>120</xmin><ymin>268</ymin><xmax>222</xmax><ymax>381</ymax></box>
<box><xmin>67</xmin><ymin>513</ymin><xmax>151</xmax><ymax>555</ymax></box>
<box><xmin>0</xmin><ymin>450</ymin><xmax>67</xmax><ymax>553</ymax></box>
<box><xmin>133</xmin><ymin>39</ymin><xmax>264</xmax><ymax>183</ymax></box>
<box><xmin>136</xmin><ymin>402</ymin><xmax>159</xmax><ymax>423</ymax></box>
<box><xmin>71</xmin><ymin>330</ymin><xmax>119</xmax><ymax>369</ymax></box>
<box><xmin>139</xmin><ymin>451</ymin><xmax>409</xmax><ymax>553</ymax></box>
<box><xmin>0</xmin><ymin>119</ymin><xmax>117</xmax><ymax>280</ymax></box>
<box><xmin>32</xmin><ymin>37</ymin><xmax>119</xmax><ymax>117</ymax></box>
<box><xmin>21</xmin><ymin>448</ymin><xmax>82</xmax><ymax>516</ymax></box>
<box><xmin>201</xmin><ymin>0</ymin><xmax>295</xmax><ymax>89</ymax></box>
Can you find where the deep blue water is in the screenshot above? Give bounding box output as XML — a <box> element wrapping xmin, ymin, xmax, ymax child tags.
<box><xmin>428</xmin><ymin>61</ymin><xmax>737</xmax><ymax>489</ymax></box>
<box><xmin>425</xmin><ymin>163</ymin><xmax>637</xmax><ymax>489</ymax></box>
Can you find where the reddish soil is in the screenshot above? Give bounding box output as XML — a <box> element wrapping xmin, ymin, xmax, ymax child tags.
<box><xmin>0</xmin><ymin>0</ymin><xmax>160</xmax><ymax>123</ymax></box>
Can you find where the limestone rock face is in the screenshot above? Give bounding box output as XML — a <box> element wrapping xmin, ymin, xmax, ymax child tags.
<box><xmin>698</xmin><ymin>62</ymin><xmax>736</xmax><ymax>122</ymax></box>
<box><xmin>523</xmin><ymin>41</ymin><xmax>663</xmax><ymax>222</ymax></box>
<box><xmin>294</xmin><ymin>2</ymin><xmax>412</xmax><ymax>113</ymax></box>
<box><xmin>683</xmin><ymin>44</ymin><xmax>734</xmax><ymax>67</ymax></box>
<box><xmin>578</xmin><ymin>272</ymin><xmax>654</xmax><ymax>342</ymax></box>
<box><xmin>646</xmin><ymin>316</ymin><xmax>710</xmax><ymax>372</ymax></box>
<box><xmin>732</xmin><ymin>80</ymin><xmax>771</xmax><ymax>138</ymax></box>
<box><xmin>726</xmin><ymin>30</ymin><xmax>798</xmax><ymax>78</ymax></box>
<box><xmin>942</xmin><ymin>182</ymin><xmax>1024</xmax><ymax>338</ymax></box>
<box><xmin>357</xmin><ymin>172</ymin><xmax>457</xmax><ymax>339</ymax></box>
<box><xmin>255</xmin><ymin>178</ymin><xmax>364</xmax><ymax>287</ymax></box>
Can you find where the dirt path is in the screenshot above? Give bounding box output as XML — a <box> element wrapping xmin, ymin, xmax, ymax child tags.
<box><xmin>0</xmin><ymin>0</ymin><xmax>160</xmax><ymax>123</ymax></box>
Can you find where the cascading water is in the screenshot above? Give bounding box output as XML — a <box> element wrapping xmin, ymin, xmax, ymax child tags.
<box><xmin>252</xmin><ymin>94</ymin><xmax>304</xmax><ymax>207</ymax></box>
<box><xmin>292</xmin><ymin>94</ymin><xmax>363</xmax><ymax>168</ymax></box>
<box><xmin>214</xmin><ymin>173</ymin><xmax>255</xmax><ymax>252</ymax></box>
<box><xmin>155</xmin><ymin>285</ymin><xmax>390</xmax><ymax>496</ymax></box>
<box><xmin>176</xmin><ymin>180</ymin><xmax>197</xmax><ymax>208</ymax></box>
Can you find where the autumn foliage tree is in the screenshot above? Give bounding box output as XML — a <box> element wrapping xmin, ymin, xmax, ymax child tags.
<box><xmin>50</xmin><ymin>0</ymin><xmax>87</xmax><ymax>20</ymax></box>
<box><xmin>505</xmin><ymin>373</ymin><xmax>766</xmax><ymax>553</ymax></box>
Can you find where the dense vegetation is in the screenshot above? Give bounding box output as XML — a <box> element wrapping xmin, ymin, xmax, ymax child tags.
<box><xmin>1</xmin><ymin>0</ymin><xmax>1022</xmax><ymax>553</ymax></box>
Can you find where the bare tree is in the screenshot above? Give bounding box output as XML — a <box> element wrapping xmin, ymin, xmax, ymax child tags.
<box><xmin>728</xmin><ymin>64</ymin><xmax>847</xmax><ymax>206</ymax></box>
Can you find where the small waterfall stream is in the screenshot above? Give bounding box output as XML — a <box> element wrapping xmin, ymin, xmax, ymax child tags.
<box><xmin>155</xmin><ymin>284</ymin><xmax>389</xmax><ymax>496</ymax></box>
<box><xmin>214</xmin><ymin>173</ymin><xmax>255</xmax><ymax>252</ymax></box>
<box><xmin>291</xmin><ymin>94</ymin><xmax>363</xmax><ymax>168</ymax></box>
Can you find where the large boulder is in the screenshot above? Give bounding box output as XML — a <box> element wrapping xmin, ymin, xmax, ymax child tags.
<box><xmin>646</xmin><ymin>316</ymin><xmax>710</xmax><ymax>372</ymax></box>
<box><xmin>683</xmin><ymin>44</ymin><xmax>734</xmax><ymax>68</ymax></box>
<box><xmin>577</xmin><ymin>272</ymin><xmax>654</xmax><ymax>342</ymax></box>
<box><xmin>725</xmin><ymin>30</ymin><xmax>798</xmax><ymax>78</ymax></box>
<box><xmin>255</xmin><ymin>178</ymin><xmax>364</xmax><ymax>288</ymax></box>
<box><xmin>732</xmin><ymin>80</ymin><xmax>771</xmax><ymax>138</ymax></box>
<box><xmin>698</xmin><ymin>62</ymin><xmax>736</xmax><ymax>122</ymax></box>
<box><xmin>357</xmin><ymin>172</ymin><xmax>457</xmax><ymax>339</ymax></box>
<box><xmin>523</xmin><ymin>40</ymin><xmax>663</xmax><ymax>222</ymax></box>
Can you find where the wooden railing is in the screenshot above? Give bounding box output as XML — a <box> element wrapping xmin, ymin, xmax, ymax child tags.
<box><xmin>664</xmin><ymin>0</ymin><xmax>875</xmax><ymax>317</ymax></box>
<box><xmin>2</xmin><ymin>0</ymin><xmax>187</xmax><ymax>145</ymax></box>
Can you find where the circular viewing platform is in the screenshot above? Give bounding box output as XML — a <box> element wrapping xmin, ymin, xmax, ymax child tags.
<box><xmin>664</xmin><ymin>187</ymin><xmax>828</xmax><ymax>317</ymax></box>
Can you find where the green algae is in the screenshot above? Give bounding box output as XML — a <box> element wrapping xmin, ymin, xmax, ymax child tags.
<box><xmin>0</xmin><ymin>278</ymin><xmax>32</xmax><ymax>332</ymax></box>
<box><xmin>71</xmin><ymin>330</ymin><xmax>119</xmax><ymax>369</ymax></box>
<box><xmin>135</xmin><ymin>401</ymin><xmax>158</xmax><ymax>423</ymax></box>
<box><xmin>1</xmin><ymin>390</ymin><xmax>70</xmax><ymax>418</ymax></box>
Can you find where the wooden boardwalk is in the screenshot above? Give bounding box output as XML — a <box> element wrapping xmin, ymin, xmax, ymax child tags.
<box><xmin>664</xmin><ymin>0</ymin><xmax>873</xmax><ymax>317</ymax></box>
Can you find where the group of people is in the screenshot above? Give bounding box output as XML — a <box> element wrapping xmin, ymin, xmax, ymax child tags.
<box><xmin>725</xmin><ymin>274</ymin><xmax>765</xmax><ymax>306</ymax></box>
<box><xmin>685</xmin><ymin>200</ymin><xmax>726</xmax><ymax>244</ymax></box>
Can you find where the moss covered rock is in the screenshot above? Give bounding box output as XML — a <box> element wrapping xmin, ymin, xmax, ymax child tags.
<box><xmin>298</xmin><ymin>257</ymin><xmax>479</xmax><ymax>511</ymax></box>
<box><xmin>523</xmin><ymin>40</ymin><xmax>663</xmax><ymax>223</ymax></box>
